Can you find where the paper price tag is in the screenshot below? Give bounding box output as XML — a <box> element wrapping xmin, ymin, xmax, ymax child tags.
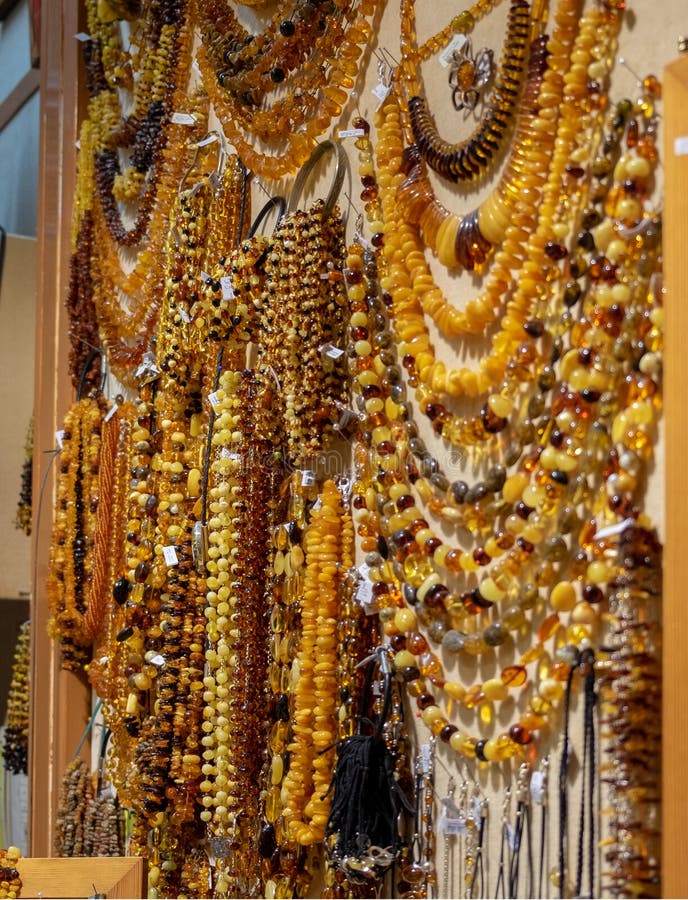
<box><xmin>55</xmin><ymin>429</ymin><xmax>66</xmax><ymax>450</ymax></box>
<box><xmin>355</xmin><ymin>563</ymin><xmax>376</xmax><ymax>612</ymax></box>
<box><xmin>506</xmin><ymin>823</ymin><xmax>520</xmax><ymax>851</ymax></box>
<box><xmin>338</xmin><ymin>128</ymin><xmax>366</xmax><ymax>139</ymax></box>
<box><xmin>171</xmin><ymin>112</ymin><xmax>197</xmax><ymax>126</ymax></box>
<box><xmin>530</xmin><ymin>770</ymin><xmax>544</xmax><ymax>804</ymax></box>
<box><xmin>208</xmin><ymin>391</ymin><xmax>222</xmax><ymax>411</ymax></box>
<box><xmin>178</xmin><ymin>307</ymin><xmax>191</xmax><ymax>323</ymax></box>
<box><xmin>594</xmin><ymin>517</ymin><xmax>635</xmax><ymax>540</ymax></box>
<box><xmin>163</xmin><ymin>546</ymin><xmax>179</xmax><ymax>567</ymax></box>
<box><xmin>74</xmin><ymin>32</ymin><xmax>91</xmax><ymax>41</ymax></box>
<box><xmin>420</xmin><ymin>743</ymin><xmax>432</xmax><ymax>773</ymax></box>
<box><xmin>319</xmin><ymin>342</ymin><xmax>346</xmax><ymax>360</ymax></box>
<box><xmin>300</xmin><ymin>470</ymin><xmax>316</xmax><ymax>487</ymax></box>
<box><xmin>675</xmin><ymin>136</ymin><xmax>688</xmax><ymax>156</ymax></box>
<box><xmin>439</xmin><ymin>33</ymin><xmax>467</xmax><ymax>67</ymax></box>
<box><xmin>443</xmin><ymin>816</ymin><xmax>468</xmax><ymax>836</ymax></box>
<box><xmin>197</xmin><ymin>133</ymin><xmax>219</xmax><ymax>148</ymax></box>
<box><xmin>200</xmin><ymin>270</ymin><xmax>212</xmax><ymax>284</ymax></box>
<box><xmin>104</xmin><ymin>401</ymin><xmax>119</xmax><ymax>423</ymax></box>
<box><xmin>149</xmin><ymin>654</ymin><xmax>165</xmax><ymax>667</ymax></box>
<box><xmin>372</xmin><ymin>82</ymin><xmax>391</xmax><ymax>107</ymax></box>
<box><xmin>220</xmin><ymin>275</ymin><xmax>235</xmax><ymax>300</ymax></box>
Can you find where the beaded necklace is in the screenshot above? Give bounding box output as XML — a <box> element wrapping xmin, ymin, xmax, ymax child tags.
<box><xmin>373</xmin><ymin>0</ymin><xmax>624</xmax><ymax>457</ymax></box>
<box><xmin>258</xmin><ymin>198</ymin><xmax>350</xmax><ymax>465</ymax></box>
<box><xmin>47</xmin><ymin>396</ymin><xmax>106</xmax><ymax>671</ymax></box>
<box><xmin>345</xmin><ymin>79</ymin><xmax>662</xmax><ymax>765</ymax></box>
<box><xmin>82</xmin><ymin>0</ymin><xmax>194</xmax><ymax>246</ymax></box>
<box><xmin>191</xmin><ymin>0</ymin><xmax>380</xmax><ymax>178</ymax></box>
<box><xmin>0</xmin><ymin>848</ymin><xmax>21</xmax><ymax>900</ymax></box>
<box><xmin>401</xmin><ymin>0</ymin><xmax>533</xmax><ymax>186</ymax></box>
<box><xmin>3</xmin><ymin>622</ymin><xmax>30</xmax><ymax>777</ymax></box>
<box><xmin>281</xmin><ymin>479</ymin><xmax>353</xmax><ymax>847</ymax></box>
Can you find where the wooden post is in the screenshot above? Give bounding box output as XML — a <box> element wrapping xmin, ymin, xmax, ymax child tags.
<box><xmin>662</xmin><ymin>52</ymin><xmax>688</xmax><ymax>900</ymax></box>
<box><xmin>30</xmin><ymin>0</ymin><xmax>90</xmax><ymax>857</ymax></box>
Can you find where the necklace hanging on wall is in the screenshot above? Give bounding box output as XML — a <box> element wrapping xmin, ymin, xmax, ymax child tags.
<box><xmin>344</xmin><ymin>36</ymin><xmax>663</xmax><ymax>779</ymax></box>
<box><xmin>191</xmin><ymin>0</ymin><xmax>381</xmax><ymax>178</ymax></box>
<box><xmin>400</xmin><ymin>0</ymin><xmax>532</xmax><ymax>185</ymax></box>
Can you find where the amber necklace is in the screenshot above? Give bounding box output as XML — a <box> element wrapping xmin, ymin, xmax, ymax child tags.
<box><xmin>400</xmin><ymin>0</ymin><xmax>532</xmax><ymax>185</ymax></box>
<box><xmin>191</xmin><ymin>0</ymin><xmax>380</xmax><ymax>178</ymax></box>
<box><xmin>347</xmin><ymin>84</ymin><xmax>663</xmax><ymax>766</ymax></box>
<box><xmin>373</xmin><ymin>0</ymin><xmax>623</xmax><ymax>454</ymax></box>
<box><xmin>82</xmin><ymin>0</ymin><xmax>195</xmax><ymax>246</ymax></box>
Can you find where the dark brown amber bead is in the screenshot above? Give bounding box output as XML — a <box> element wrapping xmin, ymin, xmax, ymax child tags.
<box><xmin>473</xmin><ymin>547</ymin><xmax>491</xmax><ymax>566</ymax></box>
<box><xmin>440</xmin><ymin>724</ymin><xmax>458</xmax><ymax>743</ymax></box>
<box><xmin>417</xmin><ymin>692</ymin><xmax>436</xmax><ymax>710</ymax></box>
<box><xmin>583</xmin><ymin>584</ymin><xmax>604</xmax><ymax>604</ymax></box>
<box><xmin>481</xmin><ymin>403</ymin><xmax>507</xmax><ymax>434</ymax></box>
<box><xmin>376</xmin><ymin>440</ymin><xmax>396</xmax><ymax>455</ymax></box>
<box><xmin>424</xmin><ymin>583</ymin><xmax>449</xmax><ymax>607</ymax></box>
<box><xmin>474</xmin><ymin>740</ymin><xmax>488</xmax><ymax>762</ymax></box>
<box><xmin>509</xmin><ymin>723</ymin><xmax>533</xmax><ymax>744</ymax></box>
<box><xmin>545</xmin><ymin>240</ymin><xmax>567</xmax><ymax>260</ymax></box>
<box><xmin>424</xmin><ymin>537</ymin><xmax>443</xmax><ymax>557</ymax></box>
<box><xmin>397</xmin><ymin>494</ymin><xmax>415</xmax><ymax>510</ymax></box>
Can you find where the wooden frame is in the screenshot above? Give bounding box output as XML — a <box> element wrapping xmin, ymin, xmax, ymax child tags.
<box><xmin>30</xmin><ymin>0</ymin><xmax>90</xmax><ymax>859</ymax></box>
<box><xmin>661</xmin><ymin>52</ymin><xmax>688</xmax><ymax>900</ymax></box>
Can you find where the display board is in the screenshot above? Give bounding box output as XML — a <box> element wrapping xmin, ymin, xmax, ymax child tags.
<box><xmin>28</xmin><ymin>0</ymin><xmax>684</xmax><ymax>897</ymax></box>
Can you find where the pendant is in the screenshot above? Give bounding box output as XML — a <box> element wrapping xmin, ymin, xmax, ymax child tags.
<box><xmin>448</xmin><ymin>39</ymin><xmax>494</xmax><ymax>113</ymax></box>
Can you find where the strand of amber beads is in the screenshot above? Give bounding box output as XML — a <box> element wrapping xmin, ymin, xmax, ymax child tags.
<box><xmin>281</xmin><ymin>479</ymin><xmax>346</xmax><ymax>845</ymax></box>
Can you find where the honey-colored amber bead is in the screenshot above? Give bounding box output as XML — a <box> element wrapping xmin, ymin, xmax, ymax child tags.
<box><xmin>501</xmin><ymin>665</ymin><xmax>527</xmax><ymax>687</ymax></box>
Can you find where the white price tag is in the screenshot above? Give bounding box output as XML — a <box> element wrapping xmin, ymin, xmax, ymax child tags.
<box><xmin>506</xmin><ymin>823</ymin><xmax>520</xmax><ymax>851</ymax></box>
<box><xmin>55</xmin><ymin>429</ymin><xmax>66</xmax><ymax>449</ymax></box>
<box><xmin>208</xmin><ymin>391</ymin><xmax>222</xmax><ymax>411</ymax></box>
<box><xmin>420</xmin><ymin>743</ymin><xmax>432</xmax><ymax>773</ymax></box>
<box><xmin>530</xmin><ymin>770</ymin><xmax>544</xmax><ymax>804</ymax></box>
<box><xmin>104</xmin><ymin>401</ymin><xmax>119</xmax><ymax>423</ymax></box>
<box><xmin>300</xmin><ymin>470</ymin><xmax>316</xmax><ymax>487</ymax></box>
<box><xmin>675</xmin><ymin>136</ymin><xmax>688</xmax><ymax>156</ymax></box>
<box><xmin>178</xmin><ymin>307</ymin><xmax>191</xmax><ymax>323</ymax></box>
<box><xmin>74</xmin><ymin>32</ymin><xmax>91</xmax><ymax>41</ymax></box>
<box><xmin>319</xmin><ymin>342</ymin><xmax>346</xmax><ymax>360</ymax></box>
<box><xmin>220</xmin><ymin>275</ymin><xmax>235</xmax><ymax>300</ymax></box>
<box><xmin>439</xmin><ymin>33</ymin><xmax>467</xmax><ymax>67</ymax></box>
<box><xmin>443</xmin><ymin>816</ymin><xmax>468</xmax><ymax>836</ymax></box>
<box><xmin>354</xmin><ymin>563</ymin><xmax>376</xmax><ymax>612</ymax></box>
<box><xmin>171</xmin><ymin>112</ymin><xmax>197</xmax><ymax>126</ymax></box>
<box><xmin>593</xmin><ymin>517</ymin><xmax>635</xmax><ymax>540</ymax></box>
<box><xmin>150</xmin><ymin>654</ymin><xmax>166</xmax><ymax>667</ymax></box>
<box><xmin>372</xmin><ymin>82</ymin><xmax>391</xmax><ymax>107</ymax></box>
<box><xmin>163</xmin><ymin>546</ymin><xmax>179</xmax><ymax>567</ymax></box>
<box><xmin>197</xmin><ymin>133</ymin><xmax>219</xmax><ymax>148</ymax></box>
<box><xmin>338</xmin><ymin>128</ymin><xmax>366</xmax><ymax>139</ymax></box>
<box><xmin>200</xmin><ymin>270</ymin><xmax>212</xmax><ymax>284</ymax></box>
<box><xmin>221</xmin><ymin>449</ymin><xmax>242</xmax><ymax>462</ymax></box>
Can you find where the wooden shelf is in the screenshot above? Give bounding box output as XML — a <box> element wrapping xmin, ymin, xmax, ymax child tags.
<box><xmin>16</xmin><ymin>857</ymin><xmax>145</xmax><ymax>899</ymax></box>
